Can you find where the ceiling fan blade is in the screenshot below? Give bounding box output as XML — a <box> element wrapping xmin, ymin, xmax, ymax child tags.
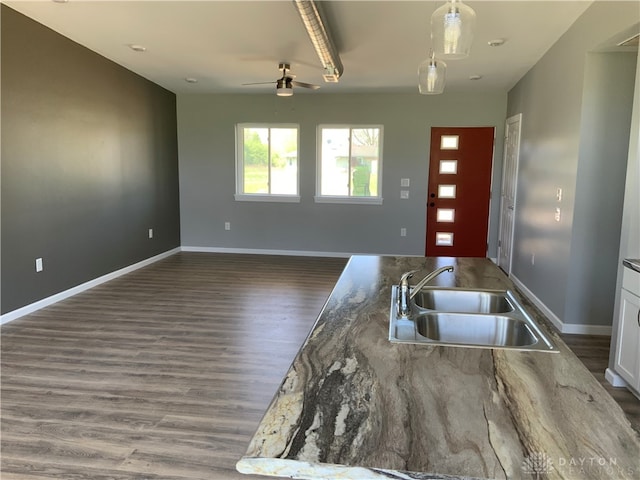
<box><xmin>242</xmin><ymin>81</ymin><xmax>277</xmax><ymax>86</ymax></box>
<box><xmin>291</xmin><ymin>80</ymin><xmax>320</xmax><ymax>90</ymax></box>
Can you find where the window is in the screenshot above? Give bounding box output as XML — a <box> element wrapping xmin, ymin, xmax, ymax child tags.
<box><xmin>439</xmin><ymin>160</ymin><xmax>458</xmax><ymax>174</ymax></box>
<box><xmin>235</xmin><ymin>124</ymin><xmax>299</xmax><ymax>202</ymax></box>
<box><xmin>440</xmin><ymin>135</ymin><xmax>459</xmax><ymax>150</ymax></box>
<box><xmin>438</xmin><ymin>185</ymin><xmax>456</xmax><ymax>198</ymax></box>
<box><xmin>435</xmin><ymin>232</ymin><xmax>454</xmax><ymax>246</ymax></box>
<box><xmin>436</xmin><ymin>208</ymin><xmax>455</xmax><ymax>222</ymax></box>
<box><xmin>316</xmin><ymin>125</ymin><xmax>383</xmax><ymax>204</ymax></box>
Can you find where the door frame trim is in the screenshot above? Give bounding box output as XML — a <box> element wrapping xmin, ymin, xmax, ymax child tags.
<box><xmin>497</xmin><ymin>113</ymin><xmax>522</xmax><ymax>275</ymax></box>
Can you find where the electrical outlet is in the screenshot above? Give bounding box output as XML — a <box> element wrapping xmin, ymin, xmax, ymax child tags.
<box><xmin>401</xmin><ymin>178</ymin><xmax>410</xmax><ymax>187</ymax></box>
<box><xmin>148</xmin><ymin>228</ymin><xmax>153</xmax><ymax>239</ymax></box>
<box><xmin>555</xmin><ymin>208</ymin><xmax>561</xmax><ymax>222</ymax></box>
<box><xmin>400</xmin><ymin>190</ymin><xmax>409</xmax><ymax>199</ymax></box>
<box><xmin>225</xmin><ymin>222</ymin><xmax>231</xmax><ymax>231</ymax></box>
<box><xmin>35</xmin><ymin>257</ymin><xmax>43</xmax><ymax>272</ymax></box>
<box><xmin>400</xmin><ymin>228</ymin><xmax>407</xmax><ymax>237</ymax></box>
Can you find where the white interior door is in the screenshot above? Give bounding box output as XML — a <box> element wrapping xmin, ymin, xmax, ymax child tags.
<box><xmin>497</xmin><ymin>114</ymin><xmax>522</xmax><ymax>274</ymax></box>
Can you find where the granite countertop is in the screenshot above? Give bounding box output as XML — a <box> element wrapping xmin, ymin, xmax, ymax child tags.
<box><xmin>623</xmin><ymin>258</ymin><xmax>640</xmax><ymax>273</ymax></box>
<box><xmin>237</xmin><ymin>256</ymin><xmax>640</xmax><ymax>480</ymax></box>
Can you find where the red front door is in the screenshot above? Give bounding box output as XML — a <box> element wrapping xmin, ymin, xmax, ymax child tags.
<box><xmin>426</xmin><ymin>127</ymin><xmax>495</xmax><ymax>257</ymax></box>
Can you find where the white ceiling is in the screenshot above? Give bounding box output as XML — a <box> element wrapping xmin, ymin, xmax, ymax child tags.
<box><xmin>3</xmin><ymin>1</ymin><xmax>638</xmax><ymax>95</ymax></box>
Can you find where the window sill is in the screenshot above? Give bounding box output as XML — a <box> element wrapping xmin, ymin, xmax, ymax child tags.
<box><xmin>314</xmin><ymin>196</ymin><xmax>383</xmax><ymax>206</ymax></box>
<box><xmin>234</xmin><ymin>194</ymin><xmax>301</xmax><ymax>203</ymax></box>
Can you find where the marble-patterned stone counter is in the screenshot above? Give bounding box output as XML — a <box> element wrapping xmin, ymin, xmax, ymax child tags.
<box><xmin>623</xmin><ymin>258</ymin><xmax>640</xmax><ymax>273</ymax></box>
<box><xmin>237</xmin><ymin>256</ymin><xmax>640</xmax><ymax>479</ymax></box>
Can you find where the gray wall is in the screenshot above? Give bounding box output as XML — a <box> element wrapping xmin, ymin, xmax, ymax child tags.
<box><xmin>1</xmin><ymin>6</ymin><xmax>181</xmax><ymax>314</ymax></box>
<box><xmin>507</xmin><ymin>1</ymin><xmax>638</xmax><ymax>327</ymax></box>
<box><xmin>566</xmin><ymin>52</ymin><xmax>636</xmax><ymax>326</ymax></box>
<box><xmin>177</xmin><ymin>93</ymin><xmax>507</xmax><ymax>256</ymax></box>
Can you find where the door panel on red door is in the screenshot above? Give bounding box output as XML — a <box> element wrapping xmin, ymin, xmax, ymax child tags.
<box><xmin>426</xmin><ymin>127</ymin><xmax>494</xmax><ymax>257</ymax></box>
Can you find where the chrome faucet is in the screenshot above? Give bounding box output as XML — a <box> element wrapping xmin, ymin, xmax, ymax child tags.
<box><xmin>398</xmin><ymin>269</ymin><xmax>418</xmax><ymax>318</ymax></box>
<box><xmin>397</xmin><ymin>265</ymin><xmax>455</xmax><ymax>317</ymax></box>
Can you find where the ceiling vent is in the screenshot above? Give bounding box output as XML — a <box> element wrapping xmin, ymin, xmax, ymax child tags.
<box><xmin>618</xmin><ymin>33</ymin><xmax>639</xmax><ymax>47</ymax></box>
<box><xmin>292</xmin><ymin>0</ymin><xmax>344</xmax><ymax>83</ymax></box>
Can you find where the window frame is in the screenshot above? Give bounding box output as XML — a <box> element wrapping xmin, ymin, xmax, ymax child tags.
<box><xmin>234</xmin><ymin>123</ymin><xmax>301</xmax><ymax>203</ymax></box>
<box><xmin>315</xmin><ymin>124</ymin><xmax>384</xmax><ymax>205</ymax></box>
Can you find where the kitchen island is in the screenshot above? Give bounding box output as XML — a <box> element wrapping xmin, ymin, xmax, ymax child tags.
<box><xmin>237</xmin><ymin>256</ymin><xmax>640</xmax><ymax>479</ymax></box>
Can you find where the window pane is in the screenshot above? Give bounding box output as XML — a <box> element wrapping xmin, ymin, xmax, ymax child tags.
<box><xmin>440</xmin><ymin>135</ymin><xmax>459</xmax><ymax>150</ymax></box>
<box><xmin>439</xmin><ymin>160</ymin><xmax>457</xmax><ymax>174</ymax></box>
<box><xmin>243</xmin><ymin>128</ymin><xmax>269</xmax><ymax>193</ymax></box>
<box><xmin>438</xmin><ymin>185</ymin><xmax>456</xmax><ymax>198</ymax></box>
<box><xmin>321</xmin><ymin>128</ymin><xmax>350</xmax><ymax>196</ymax></box>
<box><xmin>270</xmin><ymin>128</ymin><xmax>297</xmax><ymax>195</ymax></box>
<box><xmin>436</xmin><ymin>232</ymin><xmax>454</xmax><ymax>246</ymax></box>
<box><xmin>350</xmin><ymin>128</ymin><xmax>380</xmax><ymax>197</ymax></box>
<box><xmin>436</xmin><ymin>208</ymin><xmax>455</xmax><ymax>222</ymax></box>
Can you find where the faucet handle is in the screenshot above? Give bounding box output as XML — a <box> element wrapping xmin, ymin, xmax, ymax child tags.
<box><xmin>400</xmin><ymin>269</ymin><xmax>419</xmax><ymax>286</ymax></box>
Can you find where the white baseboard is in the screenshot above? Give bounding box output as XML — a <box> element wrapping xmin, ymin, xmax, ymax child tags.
<box><xmin>0</xmin><ymin>247</ymin><xmax>181</xmax><ymax>325</ymax></box>
<box><xmin>180</xmin><ymin>246</ymin><xmax>422</xmax><ymax>258</ymax></box>
<box><xmin>510</xmin><ymin>274</ymin><xmax>612</xmax><ymax>336</ymax></box>
<box><xmin>181</xmin><ymin>246</ymin><xmax>353</xmax><ymax>258</ymax></box>
<box><xmin>605</xmin><ymin>368</ymin><xmax>629</xmax><ymax>387</ymax></box>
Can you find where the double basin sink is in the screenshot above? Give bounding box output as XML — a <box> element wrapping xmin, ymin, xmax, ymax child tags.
<box><xmin>389</xmin><ymin>286</ymin><xmax>558</xmax><ymax>352</ymax></box>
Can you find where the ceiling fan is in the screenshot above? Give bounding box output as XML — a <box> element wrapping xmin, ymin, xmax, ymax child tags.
<box><xmin>243</xmin><ymin>63</ymin><xmax>320</xmax><ymax>96</ymax></box>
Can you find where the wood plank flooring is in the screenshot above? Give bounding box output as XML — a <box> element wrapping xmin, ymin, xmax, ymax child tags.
<box><xmin>1</xmin><ymin>253</ymin><xmax>347</xmax><ymax>480</ymax></box>
<box><xmin>2</xmin><ymin>252</ymin><xmax>638</xmax><ymax>479</ymax></box>
<box><xmin>560</xmin><ymin>333</ymin><xmax>640</xmax><ymax>433</ymax></box>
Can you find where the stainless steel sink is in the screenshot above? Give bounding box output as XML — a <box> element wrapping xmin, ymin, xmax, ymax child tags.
<box><xmin>389</xmin><ymin>286</ymin><xmax>558</xmax><ymax>352</ymax></box>
<box><xmin>415</xmin><ymin>313</ymin><xmax>536</xmax><ymax>348</ymax></box>
<box><xmin>412</xmin><ymin>288</ymin><xmax>514</xmax><ymax>313</ymax></box>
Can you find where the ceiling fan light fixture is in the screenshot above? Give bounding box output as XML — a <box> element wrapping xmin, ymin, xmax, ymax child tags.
<box><xmin>431</xmin><ymin>0</ymin><xmax>476</xmax><ymax>60</ymax></box>
<box><xmin>276</xmin><ymin>78</ymin><xmax>294</xmax><ymax>97</ymax></box>
<box><xmin>418</xmin><ymin>51</ymin><xmax>446</xmax><ymax>95</ymax></box>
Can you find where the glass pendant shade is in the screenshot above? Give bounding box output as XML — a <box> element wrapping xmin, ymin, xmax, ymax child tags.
<box><xmin>418</xmin><ymin>54</ymin><xmax>446</xmax><ymax>95</ymax></box>
<box><xmin>431</xmin><ymin>0</ymin><xmax>476</xmax><ymax>59</ymax></box>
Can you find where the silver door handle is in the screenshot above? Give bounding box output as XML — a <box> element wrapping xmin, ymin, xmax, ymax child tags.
<box><xmin>507</xmin><ymin>205</ymin><xmax>514</xmax><ymax>210</ymax></box>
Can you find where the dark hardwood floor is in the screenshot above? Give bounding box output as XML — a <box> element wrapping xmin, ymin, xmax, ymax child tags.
<box><xmin>1</xmin><ymin>253</ymin><xmax>348</xmax><ymax>480</ymax></box>
<box><xmin>560</xmin><ymin>333</ymin><xmax>640</xmax><ymax>433</ymax></box>
<box><xmin>1</xmin><ymin>252</ymin><xmax>638</xmax><ymax>479</ymax></box>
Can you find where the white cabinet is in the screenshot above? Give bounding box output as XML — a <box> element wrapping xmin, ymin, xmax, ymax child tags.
<box><xmin>614</xmin><ymin>267</ymin><xmax>640</xmax><ymax>391</ymax></box>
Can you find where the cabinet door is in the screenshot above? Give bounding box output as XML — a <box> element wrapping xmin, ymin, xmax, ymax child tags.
<box><xmin>615</xmin><ymin>289</ymin><xmax>640</xmax><ymax>388</ymax></box>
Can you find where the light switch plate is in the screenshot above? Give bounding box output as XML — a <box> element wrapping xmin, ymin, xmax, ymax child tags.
<box><xmin>401</xmin><ymin>178</ymin><xmax>410</xmax><ymax>187</ymax></box>
<box><xmin>35</xmin><ymin>258</ymin><xmax>43</xmax><ymax>272</ymax></box>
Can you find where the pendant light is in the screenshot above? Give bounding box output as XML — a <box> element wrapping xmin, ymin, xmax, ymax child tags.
<box><xmin>431</xmin><ymin>0</ymin><xmax>476</xmax><ymax>60</ymax></box>
<box><xmin>418</xmin><ymin>51</ymin><xmax>446</xmax><ymax>95</ymax></box>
